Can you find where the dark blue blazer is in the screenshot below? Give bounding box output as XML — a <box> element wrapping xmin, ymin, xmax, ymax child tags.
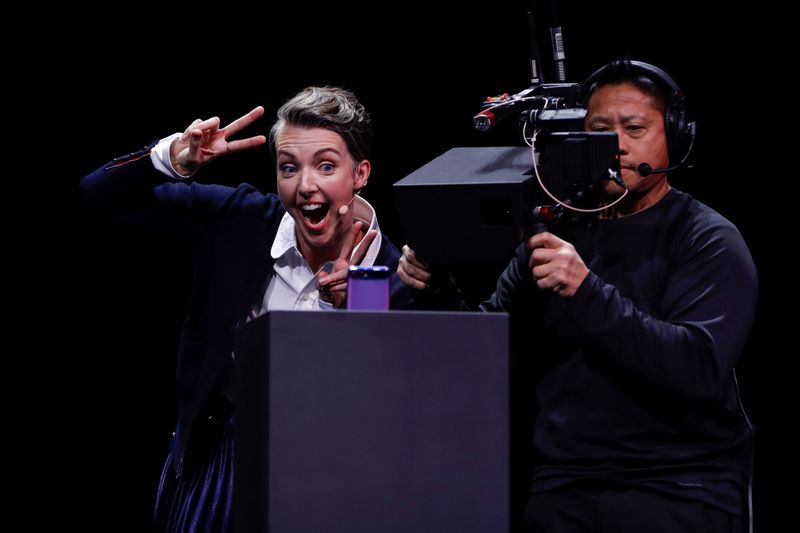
<box><xmin>81</xmin><ymin>143</ymin><xmax>415</xmax><ymax>472</ymax></box>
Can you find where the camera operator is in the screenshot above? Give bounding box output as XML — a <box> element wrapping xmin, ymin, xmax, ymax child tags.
<box><xmin>398</xmin><ymin>58</ymin><xmax>757</xmax><ymax>532</ymax></box>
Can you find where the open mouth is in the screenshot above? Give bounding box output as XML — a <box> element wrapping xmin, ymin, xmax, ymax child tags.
<box><xmin>300</xmin><ymin>203</ymin><xmax>330</xmax><ymax>230</ymax></box>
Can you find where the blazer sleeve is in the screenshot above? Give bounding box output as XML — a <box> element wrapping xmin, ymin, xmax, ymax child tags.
<box><xmin>80</xmin><ymin>141</ymin><xmax>282</xmax><ymax>223</ymax></box>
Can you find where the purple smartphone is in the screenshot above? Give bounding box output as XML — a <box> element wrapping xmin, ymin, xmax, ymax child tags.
<box><xmin>347</xmin><ymin>265</ymin><xmax>390</xmax><ymax>310</ymax></box>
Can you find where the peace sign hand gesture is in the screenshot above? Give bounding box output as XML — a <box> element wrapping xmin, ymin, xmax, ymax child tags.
<box><xmin>318</xmin><ymin>220</ymin><xmax>377</xmax><ymax>308</ymax></box>
<box><xmin>170</xmin><ymin>106</ymin><xmax>267</xmax><ymax>176</ymax></box>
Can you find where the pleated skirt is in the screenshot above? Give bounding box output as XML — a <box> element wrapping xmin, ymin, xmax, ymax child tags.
<box><xmin>154</xmin><ymin>420</ymin><xmax>234</xmax><ymax>533</ymax></box>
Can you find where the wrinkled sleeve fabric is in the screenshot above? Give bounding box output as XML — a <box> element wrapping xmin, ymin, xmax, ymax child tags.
<box><xmin>80</xmin><ymin>142</ymin><xmax>281</xmax><ymax>224</ymax></box>
<box><xmin>562</xmin><ymin>214</ymin><xmax>757</xmax><ymax>402</ymax></box>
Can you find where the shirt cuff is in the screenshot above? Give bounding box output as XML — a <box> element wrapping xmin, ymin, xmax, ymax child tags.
<box><xmin>149</xmin><ymin>132</ymin><xmax>194</xmax><ymax>179</ymax></box>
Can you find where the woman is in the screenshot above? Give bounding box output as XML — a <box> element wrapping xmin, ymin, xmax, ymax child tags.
<box><xmin>81</xmin><ymin>86</ymin><xmax>414</xmax><ymax>532</ymax></box>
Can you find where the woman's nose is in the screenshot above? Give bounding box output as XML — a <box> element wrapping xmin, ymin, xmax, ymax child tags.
<box><xmin>298</xmin><ymin>169</ymin><xmax>319</xmax><ymax>193</ymax></box>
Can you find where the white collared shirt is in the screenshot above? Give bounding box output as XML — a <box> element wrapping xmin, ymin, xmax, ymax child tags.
<box><xmin>260</xmin><ymin>197</ymin><xmax>382</xmax><ymax>314</ymax></box>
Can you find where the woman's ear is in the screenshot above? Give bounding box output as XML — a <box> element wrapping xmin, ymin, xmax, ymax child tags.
<box><xmin>354</xmin><ymin>159</ymin><xmax>371</xmax><ymax>191</ymax></box>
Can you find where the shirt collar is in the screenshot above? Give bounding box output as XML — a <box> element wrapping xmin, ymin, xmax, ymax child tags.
<box><xmin>271</xmin><ymin>195</ymin><xmax>382</xmax><ymax>268</ymax></box>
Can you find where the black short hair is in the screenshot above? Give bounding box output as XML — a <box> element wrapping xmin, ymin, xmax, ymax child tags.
<box><xmin>582</xmin><ymin>57</ymin><xmax>667</xmax><ymax>113</ymax></box>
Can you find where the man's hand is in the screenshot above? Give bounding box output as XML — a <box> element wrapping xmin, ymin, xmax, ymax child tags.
<box><xmin>527</xmin><ymin>232</ymin><xmax>589</xmax><ymax>298</ymax></box>
<box><xmin>397</xmin><ymin>244</ymin><xmax>431</xmax><ymax>290</ymax></box>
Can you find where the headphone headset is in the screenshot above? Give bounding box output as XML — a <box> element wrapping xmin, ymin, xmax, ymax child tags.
<box><xmin>580</xmin><ymin>59</ymin><xmax>693</xmax><ymax>166</ymax></box>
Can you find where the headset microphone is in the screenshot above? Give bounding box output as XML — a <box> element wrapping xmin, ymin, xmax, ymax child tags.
<box><xmin>338</xmin><ymin>195</ymin><xmax>357</xmax><ymax>216</ymax></box>
<box><xmin>637</xmin><ymin>161</ymin><xmax>683</xmax><ymax>177</ymax></box>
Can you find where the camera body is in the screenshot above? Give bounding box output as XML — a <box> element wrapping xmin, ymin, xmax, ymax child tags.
<box><xmin>476</xmin><ymin>82</ymin><xmax>619</xmax><ymax>212</ymax></box>
<box><xmin>393</xmin><ymin>78</ymin><xmax>621</xmax><ymax>263</ymax></box>
<box><xmin>517</xmin><ymin>83</ymin><xmax>585</xmax><ymax>135</ymax></box>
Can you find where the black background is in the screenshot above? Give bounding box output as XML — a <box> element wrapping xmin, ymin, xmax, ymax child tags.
<box><xmin>52</xmin><ymin>1</ymin><xmax>784</xmax><ymax>530</ymax></box>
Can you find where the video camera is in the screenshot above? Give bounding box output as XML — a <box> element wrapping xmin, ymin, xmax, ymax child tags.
<box><xmin>393</xmin><ymin>7</ymin><xmax>621</xmax><ymax>263</ymax></box>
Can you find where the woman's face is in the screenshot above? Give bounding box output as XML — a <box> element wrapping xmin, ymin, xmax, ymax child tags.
<box><xmin>275</xmin><ymin>125</ymin><xmax>369</xmax><ymax>262</ymax></box>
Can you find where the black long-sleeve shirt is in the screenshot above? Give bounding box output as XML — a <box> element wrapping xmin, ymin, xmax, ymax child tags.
<box><xmin>479</xmin><ymin>188</ymin><xmax>757</xmax><ymax>514</ymax></box>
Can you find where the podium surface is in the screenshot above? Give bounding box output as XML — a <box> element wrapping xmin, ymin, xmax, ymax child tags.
<box><xmin>234</xmin><ymin>310</ymin><xmax>509</xmax><ymax>533</ymax></box>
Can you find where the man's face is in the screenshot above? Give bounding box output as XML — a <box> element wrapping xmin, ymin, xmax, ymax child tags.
<box><xmin>586</xmin><ymin>82</ymin><xmax>670</xmax><ymax>211</ymax></box>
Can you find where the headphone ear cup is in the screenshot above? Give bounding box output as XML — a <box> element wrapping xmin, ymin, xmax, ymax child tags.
<box><xmin>664</xmin><ymin>94</ymin><xmax>690</xmax><ymax>164</ymax></box>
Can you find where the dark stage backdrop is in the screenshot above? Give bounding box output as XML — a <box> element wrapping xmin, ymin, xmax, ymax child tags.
<box><xmin>54</xmin><ymin>1</ymin><xmax>781</xmax><ymax>530</ymax></box>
